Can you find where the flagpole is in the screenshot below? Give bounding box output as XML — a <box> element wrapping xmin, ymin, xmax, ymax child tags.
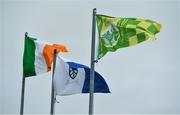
<box><xmin>20</xmin><ymin>73</ymin><xmax>25</xmax><ymax>115</ymax></box>
<box><xmin>50</xmin><ymin>49</ymin><xmax>57</xmax><ymax>115</ymax></box>
<box><xmin>89</xmin><ymin>8</ymin><xmax>96</xmax><ymax>115</ymax></box>
<box><xmin>20</xmin><ymin>32</ymin><xmax>28</xmax><ymax>115</ymax></box>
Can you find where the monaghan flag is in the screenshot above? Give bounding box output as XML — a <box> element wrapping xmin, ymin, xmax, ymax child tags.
<box><xmin>54</xmin><ymin>56</ymin><xmax>110</xmax><ymax>96</ymax></box>
<box><xmin>96</xmin><ymin>14</ymin><xmax>162</xmax><ymax>59</ymax></box>
<box><xmin>23</xmin><ymin>35</ymin><xmax>68</xmax><ymax>77</ymax></box>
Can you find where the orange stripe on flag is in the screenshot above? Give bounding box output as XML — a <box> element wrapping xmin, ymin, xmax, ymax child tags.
<box><xmin>43</xmin><ymin>44</ymin><xmax>68</xmax><ymax>71</ymax></box>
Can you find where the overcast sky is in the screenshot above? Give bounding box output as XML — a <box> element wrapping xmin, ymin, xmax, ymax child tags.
<box><xmin>0</xmin><ymin>0</ymin><xmax>180</xmax><ymax>114</ymax></box>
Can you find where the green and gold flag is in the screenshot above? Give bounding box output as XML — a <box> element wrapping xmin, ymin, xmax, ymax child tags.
<box><xmin>96</xmin><ymin>14</ymin><xmax>162</xmax><ymax>59</ymax></box>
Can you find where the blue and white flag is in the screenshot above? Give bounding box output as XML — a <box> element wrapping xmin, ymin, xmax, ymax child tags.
<box><xmin>54</xmin><ymin>56</ymin><xmax>110</xmax><ymax>96</ymax></box>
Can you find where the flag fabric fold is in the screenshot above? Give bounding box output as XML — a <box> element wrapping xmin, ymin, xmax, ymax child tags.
<box><xmin>54</xmin><ymin>56</ymin><xmax>110</xmax><ymax>96</ymax></box>
<box><xmin>96</xmin><ymin>14</ymin><xmax>162</xmax><ymax>59</ymax></box>
<box><xmin>23</xmin><ymin>35</ymin><xmax>68</xmax><ymax>77</ymax></box>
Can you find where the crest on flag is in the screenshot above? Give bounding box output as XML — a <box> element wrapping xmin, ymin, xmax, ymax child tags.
<box><xmin>102</xmin><ymin>24</ymin><xmax>119</xmax><ymax>48</ymax></box>
<box><xmin>69</xmin><ymin>67</ymin><xmax>78</xmax><ymax>79</ymax></box>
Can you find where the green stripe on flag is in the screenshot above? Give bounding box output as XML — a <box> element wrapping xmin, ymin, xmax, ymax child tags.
<box><xmin>23</xmin><ymin>36</ymin><xmax>37</xmax><ymax>77</ymax></box>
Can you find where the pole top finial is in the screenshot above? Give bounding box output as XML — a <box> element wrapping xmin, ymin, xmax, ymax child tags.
<box><xmin>25</xmin><ymin>32</ymin><xmax>28</xmax><ymax>37</ymax></box>
<box><xmin>54</xmin><ymin>49</ymin><xmax>57</xmax><ymax>54</ymax></box>
<box><xmin>93</xmin><ymin>8</ymin><xmax>96</xmax><ymax>12</ymax></box>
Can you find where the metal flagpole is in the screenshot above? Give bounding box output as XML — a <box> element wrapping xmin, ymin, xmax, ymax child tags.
<box><xmin>89</xmin><ymin>8</ymin><xmax>96</xmax><ymax>115</ymax></box>
<box><xmin>20</xmin><ymin>73</ymin><xmax>25</xmax><ymax>115</ymax></box>
<box><xmin>20</xmin><ymin>32</ymin><xmax>28</xmax><ymax>115</ymax></box>
<box><xmin>50</xmin><ymin>49</ymin><xmax>57</xmax><ymax>115</ymax></box>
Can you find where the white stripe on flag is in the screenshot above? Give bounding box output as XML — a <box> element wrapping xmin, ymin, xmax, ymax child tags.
<box><xmin>34</xmin><ymin>40</ymin><xmax>49</xmax><ymax>74</ymax></box>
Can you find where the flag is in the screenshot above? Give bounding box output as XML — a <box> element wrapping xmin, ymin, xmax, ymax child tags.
<box><xmin>54</xmin><ymin>56</ymin><xmax>110</xmax><ymax>96</ymax></box>
<box><xmin>23</xmin><ymin>35</ymin><xmax>68</xmax><ymax>77</ymax></box>
<box><xmin>96</xmin><ymin>14</ymin><xmax>162</xmax><ymax>59</ymax></box>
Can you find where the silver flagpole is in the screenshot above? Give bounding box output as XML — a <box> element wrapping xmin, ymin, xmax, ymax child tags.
<box><xmin>50</xmin><ymin>49</ymin><xmax>57</xmax><ymax>115</ymax></box>
<box><xmin>20</xmin><ymin>73</ymin><xmax>25</xmax><ymax>115</ymax></box>
<box><xmin>89</xmin><ymin>8</ymin><xmax>96</xmax><ymax>115</ymax></box>
<box><xmin>20</xmin><ymin>32</ymin><xmax>28</xmax><ymax>115</ymax></box>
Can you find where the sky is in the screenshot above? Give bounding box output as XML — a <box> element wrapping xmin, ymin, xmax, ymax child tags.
<box><xmin>0</xmin><ymin>0</ymin><xmax>180</xmax><ymax>114</ymax></box>
<box><xmin>0</xmin><ymin>0</ymin><xmax>3</xmax><ymax>113</ymax></box>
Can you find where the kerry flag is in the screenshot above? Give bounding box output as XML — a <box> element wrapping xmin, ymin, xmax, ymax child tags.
<box><xmin>54</xmin><ymin>56</ymin><xmax>110</xmax><ymax>96</ymax></box>
<box><xmin>23</xmin><ymin>35</ymin><xmax>68</xmax><ymax>77</ymax></box>
<box><xmin>96</xmin><ymin>14</ymin><xmax>162</xmax><ymax>59</ymax></box>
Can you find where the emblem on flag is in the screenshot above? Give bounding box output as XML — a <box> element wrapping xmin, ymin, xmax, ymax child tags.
<box><xmin>69</xmin><ymin>67</ymin><xmax>78</xmax><ymax>79</ymax></box>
